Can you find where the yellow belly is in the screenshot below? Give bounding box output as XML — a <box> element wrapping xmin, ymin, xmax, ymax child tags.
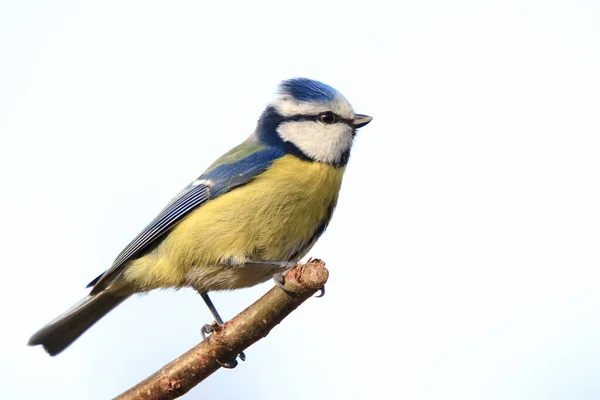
<box><xmin>123</xmin><ymin>155</ymin><xmax>344</xmax><ymax>291</ymax></box>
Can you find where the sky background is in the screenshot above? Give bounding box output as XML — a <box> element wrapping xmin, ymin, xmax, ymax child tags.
<box><xmin>1</xmin><ymin>1</ymin><xmax>599</xmax><ymax>399</ymax></box>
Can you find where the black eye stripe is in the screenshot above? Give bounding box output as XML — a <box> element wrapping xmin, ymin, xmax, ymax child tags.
<box><xmin>281</xmin><ymin>113</ymin><xmax>354</xmax><ymax>127</ymax></box>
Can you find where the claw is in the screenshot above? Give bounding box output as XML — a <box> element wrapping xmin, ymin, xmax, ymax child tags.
<box><xmin>200</xmin><ymin>323</ymin><xmax>213</xmax><ymax>341</ymax></box>
<box><xmin>219</xmin><ymin>350</ymin><xmax>245</xmax><ymax>368</ymax></box>
<box><xmin>217</xmin><ymin>358</ymin><xmax>239</xmax><ymax>369</ymax></box>
<box><xmin>315</xmin><ymin>286</ymin><xmax>325</xmax><ymax>298</ymax></box>
<box><xmin>273</xmin><ymin>272</ymin><xmax>295</xmax><ymax>295</ymax></box>
<box><xmin>273</xmin><ymin>273</ymin><xmax>286</xmax><ymax>290</ymax></box>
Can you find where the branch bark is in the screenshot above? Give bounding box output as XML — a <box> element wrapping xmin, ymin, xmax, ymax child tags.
<box><xmin>114</xmin><ymin>259</ymin><xmax>328</xmax><ymax>400</ymax></box>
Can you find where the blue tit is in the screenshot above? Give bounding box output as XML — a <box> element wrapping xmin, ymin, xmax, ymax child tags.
<box><xmin>29</xmin><ymin>78</ymin><xmax>372</xmax><ymax>357</ymax></box>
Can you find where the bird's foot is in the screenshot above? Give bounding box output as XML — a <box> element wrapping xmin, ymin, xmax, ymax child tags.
<box><xmin>273</xmin><ymin>271</ymin><xmax>295</xmax><ymax>295</ymax></box>
<box><xmin>200</xmin><ymin>323</ymin><xmax>214</xmax><ymax>341</ymax></box>
<box><xmin>200</xmin><ymin>322</ymin><xmax>246</xmax><ymax>369</ymax></box>
<box><xmin>272</xmin><ymin>262</ymin><xmax>325</xmax><ymax>297</ymax></box>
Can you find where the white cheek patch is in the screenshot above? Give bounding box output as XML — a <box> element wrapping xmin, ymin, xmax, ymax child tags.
<box><xmin>274</xmin><ymin>94</ymin><xmax>355</xmax><ymax>120</ymax></box>
<box><xmin>277</xmin><ymin>121</ymin><xmax>354</xmax><ymax>164</ymax></box>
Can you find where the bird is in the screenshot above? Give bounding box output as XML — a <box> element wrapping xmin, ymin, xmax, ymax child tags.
<box><xmin>28</xmin><ymin>78</ymin><xmax>372</xmax><ymax>362</ymax></box>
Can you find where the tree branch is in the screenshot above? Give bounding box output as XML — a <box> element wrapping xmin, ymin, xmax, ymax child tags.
<box><xmin>114</xmin><ymin>259</ymin><xmax>328</xmax><ymax>400</ymax></box>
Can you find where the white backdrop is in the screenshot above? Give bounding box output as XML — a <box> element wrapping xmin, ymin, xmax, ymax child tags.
<box><xmin>1</xmin><ymin>1</ymin><xmax>599</xmax><ymax>399</ymax></box>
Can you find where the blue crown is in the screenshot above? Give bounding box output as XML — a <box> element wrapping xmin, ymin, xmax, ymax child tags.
<box><xmin>278</xmin><ymin>78</ymin><xmax>338</xmax><ymax>103</ymax></box>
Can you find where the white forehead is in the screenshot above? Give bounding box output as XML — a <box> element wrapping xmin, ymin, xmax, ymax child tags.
<box><xmin>272</xmin><ymin>93</ymin><xmax>355</xmax><ymax>119</ymax></box>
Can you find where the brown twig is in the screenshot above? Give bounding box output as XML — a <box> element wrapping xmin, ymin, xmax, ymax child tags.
<box><xmin>114</xmin><ymin>259</ymin><xmax>328</xmax><ymax>400</ymax></box>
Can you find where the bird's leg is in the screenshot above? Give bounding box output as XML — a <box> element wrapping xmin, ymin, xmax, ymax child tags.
<box><xmin>198</xmin><ymin>291</ymin><xmax>245</xmax><ymax>369</ymax></box>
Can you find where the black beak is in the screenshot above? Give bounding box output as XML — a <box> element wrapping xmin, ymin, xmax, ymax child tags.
<box><xmin>353</xmin><ymin>114</ymin><xmax>373</xmax><ymax>128</ymax></box>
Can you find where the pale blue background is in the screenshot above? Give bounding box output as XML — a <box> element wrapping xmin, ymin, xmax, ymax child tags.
<box><xmin>1</xmin><ymin>1</ymin><xmax>599</xmax><ymax>399</ymax></box>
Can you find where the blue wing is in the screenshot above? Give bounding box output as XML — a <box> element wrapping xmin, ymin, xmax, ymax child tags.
<box><xmin>88</xmin><ymin>144</ymin><xmax>284</xmax><ymax>293</ymax></box>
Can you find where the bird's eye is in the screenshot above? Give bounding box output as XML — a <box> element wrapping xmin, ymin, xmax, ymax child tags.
<box><xmin>318</xmin><ymin>112</ymin><xmax>337</xmax><ymax>124</ymax></box>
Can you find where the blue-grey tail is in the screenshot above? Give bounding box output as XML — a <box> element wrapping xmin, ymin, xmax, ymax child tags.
<box><xmin>86</xmin><ymin>271</ymin><xmax>104</xmax><ymax>288</ymax></box>
<box><xmin>28</xmin><ymin>292</ymin><xmax>129</xmax><ymax>356</ymax></box>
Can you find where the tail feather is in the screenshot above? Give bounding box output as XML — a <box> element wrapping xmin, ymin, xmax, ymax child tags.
<box><xmin>28</xmin><ymin>292</ymin><xmax>129</xmax><ymax>356</ymax></box>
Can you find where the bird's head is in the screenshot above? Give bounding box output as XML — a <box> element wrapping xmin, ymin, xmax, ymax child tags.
<box><xmin>254</xmin><ymin>78</ymin><xmax>372</xmax><ymax>167</ymax></box>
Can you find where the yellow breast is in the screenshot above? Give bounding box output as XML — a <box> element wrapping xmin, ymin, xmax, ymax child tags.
<box><xmin>124</xmin><ymin>155</ymin><xmax>345</xmax><ymax>291</ymax></box>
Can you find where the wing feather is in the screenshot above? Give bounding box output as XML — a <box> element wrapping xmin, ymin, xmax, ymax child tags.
<box><xmin>89</xmin><ymin>183</ymin><xmax>210</xmax><ymax>292</ymax></box>
<box><xmin>88</xmin><ymin>144</ymin><xmax>284</xmax><ymax>292</ymax></box>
